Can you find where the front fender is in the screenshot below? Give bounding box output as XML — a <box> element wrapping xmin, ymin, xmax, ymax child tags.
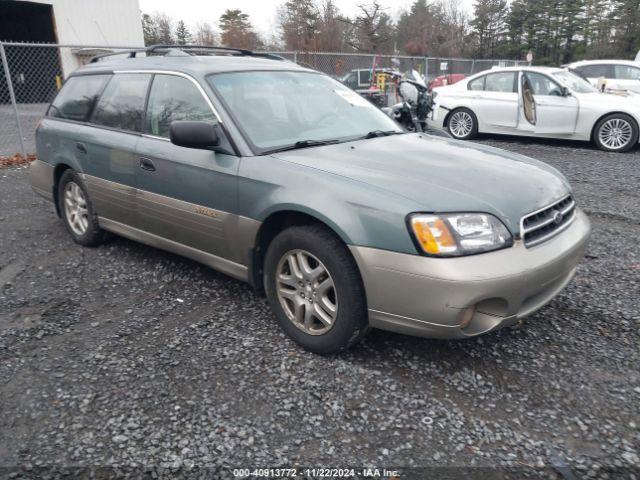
<box><xmin>238</xmin><ymin>156</ymin><xmax>420</xmax><ymax>254</ymax></box>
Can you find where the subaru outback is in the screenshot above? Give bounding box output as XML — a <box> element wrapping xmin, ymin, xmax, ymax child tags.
<box><xmin>29</xmin><ymin>46</ymin><xmax>591</xmax><ymax>353</ymax></box>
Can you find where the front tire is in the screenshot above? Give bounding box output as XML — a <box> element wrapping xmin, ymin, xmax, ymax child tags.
<box><xmin>264</xmin><ymin>225</ymin><xmax>369</xmax><ymax>354</ymax></box>
<box><xmin>447</xmin><ymin>108</ymin><xmax>478</xmax><ymax>140</ymax></box>
<box><xmin>57</xmin><ymin>169</ymin><xmax>108</xmax><ymax>246</ymax></box>
<box><xmin>593</xmin><ymin>113</ymin><xmax>638</xmax><ymax>152</ymax></box>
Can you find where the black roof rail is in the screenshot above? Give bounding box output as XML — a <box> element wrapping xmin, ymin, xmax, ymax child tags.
<box><xmin>89</xmin><ymin>44</ymin><xmax>285</xmax><ymax>63</ymax></box>
<box><xmin>89</xmin><ymin>48</ymin><xmax>147</xmax><ymax>63</ymax></box>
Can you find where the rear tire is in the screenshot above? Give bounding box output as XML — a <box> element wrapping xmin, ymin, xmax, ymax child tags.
<box><xmin>264</xmin><ymin>225</ymin><xmax>369</xmax><ymax>354</ymax></box>
<box><xmin>447</xmin><ymin>107</ymin><xmax>478</xmax><ymax>140</ymax></box>
<box><xmin>593</xmin><ymin>113</ymin><xmax>638</xmax><ymax>152</ymax></box>
<box><xmin>57</xmin><ymin>169</ymin><xmax>108</xmax><ymax>247</ymax></box>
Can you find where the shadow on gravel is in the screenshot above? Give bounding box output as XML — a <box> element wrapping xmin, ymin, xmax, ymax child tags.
<box><xmin>475</xmin><ymin>133</ymin><xmax>623</xmax><ymax>152</ymax></box>
<box><xmin>103</xmin><ymin>233</ymin><xmax>532</xmax><ymax>367</ymax></box>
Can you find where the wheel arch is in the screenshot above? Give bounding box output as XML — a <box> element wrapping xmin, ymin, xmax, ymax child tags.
<box><xmin>443</xmin><ymin>105</ymin><xmax>478</xmax><ymax>129</ymax></box>
<box><xmin>249</xmin><ymin>208</ymin><xmax>352</xmax><ymax>295</ymax></box>
<box><xmin>590</xmin><ymin>111</ymin><xmax>640</xmax><ymax>142</ymax></box>
<box><xmin>52</xmin><ymin>163</ymin><xmax>74</xmax><ymax>217</ymax></box>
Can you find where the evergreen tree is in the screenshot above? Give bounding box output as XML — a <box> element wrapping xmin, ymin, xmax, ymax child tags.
<box><xmin>154</xmin><ymin>12</ymin><xmax>174</xmax><ymax>44</ymax></box>
<box><xmin>141</xmin><ymin>13</ymin><xmax>160</xmax><ymax>46</ymax></box>
<box><xmin>175</xmin><ymin>20</ymin><xmax>192</xmax><ymax>45</ymax></box>
<box><xmin>470</xmin><ymin>0</ymin><xmax>508</xmax><ymax>58</ymax></box>
<box><xmin>279</xmin><ymin>0</ymin><xmax>320</xmax><ymax>51</ymax></box>
<box><xmin>219</xmin><ymin>9</ymin><xmax>262</xmax><ymax>50</ymax></box>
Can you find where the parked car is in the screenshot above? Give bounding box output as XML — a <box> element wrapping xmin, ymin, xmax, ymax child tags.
<box><xmin>339</xmin><ymin>68</ymin><xmax>390</xmax><ymax>107</ymax></box>
<box><xmin>432</xmin><ymin>66</ymin><xmax>640</xmax><ymax>151</ymax></box>
<box><xmin>427</xmin><ymin>73</ymin><xmax>466</xmax><ymax>92</ymax></box>
<box><xmin>564</xmin><ymin>59</ymin><xmax>640</xmax><ymax>93</ymax></box>
<box><xmin>29</xmin><ymin>46</ymin><xmax>590</xmax><ymax>353</ymax></box>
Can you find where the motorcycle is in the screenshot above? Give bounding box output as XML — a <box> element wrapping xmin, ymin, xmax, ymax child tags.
<box><xmin>383</xmin><ymin>70</ymin><xmax>451</xmax><ymax>138</ymax></box>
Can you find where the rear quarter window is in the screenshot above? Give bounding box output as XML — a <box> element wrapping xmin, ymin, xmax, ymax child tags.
<box><xmin>468</xmin><ymin>76</ymin><xmax>485</xmax><ymax>90</ymax></box>
<box><xmin>48</xmin><ymin>74</ymin><xmax>110</xmax><ymax>122</ymax></box>
<box><xmin>614</xmin><ymin>64</ymin><xmax>640</xmax><ymax>80</ymax></box>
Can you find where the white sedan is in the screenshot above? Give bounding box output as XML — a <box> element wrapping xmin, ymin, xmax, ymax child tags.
<box><xmin>431</xmin><ymin>66</ymin><xmax>640</xmax><ymax>152</ymax></box>
<box><xmin>564</xmin><ymin>59</ymin><xmax>640</xmax><ymax>94</ymax></box>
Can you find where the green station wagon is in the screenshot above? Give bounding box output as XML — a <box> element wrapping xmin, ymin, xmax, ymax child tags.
<box><xmin>30</xmin><ymin>46</ymin><xmax>591</xmax><ymax>353</ymax></box>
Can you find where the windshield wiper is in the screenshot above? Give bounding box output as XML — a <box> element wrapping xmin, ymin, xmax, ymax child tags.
<box><xmin>264</xmin><ymin>139</ymin><xmax>339</xmax><ymax>154</ymax></box>
<box><xmin>362</xmin><ymin>130</ymin><xmax>404</xmax><ymax>139</ymax></box>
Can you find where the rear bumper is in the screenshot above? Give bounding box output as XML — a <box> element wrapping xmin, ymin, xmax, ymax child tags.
<box><xmin>29</xmin><ymin>159</ymin><xmax>54</xmax><ymax>202</ymax></box>
<box><xmin>349</xmin><ymin>209</ymin><xmax>591</xmax><ymax>339</ymax></box>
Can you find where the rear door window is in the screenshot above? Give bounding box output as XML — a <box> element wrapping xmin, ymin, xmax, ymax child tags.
<box><xmin>579</xmin><ymin>64</ymin><xmax>612</xmax><ymax>78</ymax></box>
<box><xmin>145</xmin><ymin>74</ymin><xmax>216</xmax><ymax>138</ymax></box>
<box><xmin>91</xmin><ymin>73</ymin><xmax>151</xmax><ymax>132</ymax></box>
<box><xmin>48</xmin><ymin>74</ymin><xmax>110</xmax><ymax>121</ymax></box>
<box><xmin>484</xmin><ymin>72</ymin><xmax>517</xmax><ymax>92</ymax></box>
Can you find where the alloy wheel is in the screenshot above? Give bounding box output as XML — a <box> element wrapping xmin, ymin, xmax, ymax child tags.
<box><xmin>63</xmin><ymin>181</ymin><xmax>89</xmax><ymax>236</ymax></box>
<box><xmin>449</xmin><ymin>111</ymin><xmax>474</xmax><ymax>138</ymax></box>
<box><xmin>275</xmin><ymin>249</ymin><xmax>337</xmax><ymax>335</ymax></box>
<box><xmin>598</xmin><ymin>118</ymin><xmax>633</xmax><ymax>150</ymax></box>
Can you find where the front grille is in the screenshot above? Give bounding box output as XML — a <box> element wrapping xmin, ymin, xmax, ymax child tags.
<box><xmin>521</xmin><ymin>195</ymin><xmax>576</xmax><ymax>248</ymax></box>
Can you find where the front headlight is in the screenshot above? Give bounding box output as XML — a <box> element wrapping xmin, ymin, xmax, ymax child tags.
<box><xmin>408</xmin><ymin>213</ymin><xmax>513</xmax><ymax>257</ymax></box>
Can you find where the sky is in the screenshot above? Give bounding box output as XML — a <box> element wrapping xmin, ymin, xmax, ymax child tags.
<box><xmin>138</xmin><ymin>0</ymin><xmax>473</xmax><ymax>40</ymax></box>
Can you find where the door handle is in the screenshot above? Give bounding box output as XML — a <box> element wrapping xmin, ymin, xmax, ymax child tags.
<box><xmin>139</xmin><ymin>157</ymin><xmax>156</xmax><ymax>172</ymax></box>
<box><xmin>75</xmin><ymin>142</ymin><xmax>87</xmax><ymax>154</ymax></box>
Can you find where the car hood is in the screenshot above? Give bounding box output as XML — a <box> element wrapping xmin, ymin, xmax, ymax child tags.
<box><xmin>272</xmin><ymin>133</ymin><xmax>571</xmax><ymax>235</ymax></box>
<box><xmin>575</xmin><ymin>90</ymin><xmax>640</xmax><ymax>107</ymax></box>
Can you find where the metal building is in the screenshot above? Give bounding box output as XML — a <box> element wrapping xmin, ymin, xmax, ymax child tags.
<box><xmin>0</xmin><ymin>0</ymin><xmax>144</xmax><ymax>101</ymax></box>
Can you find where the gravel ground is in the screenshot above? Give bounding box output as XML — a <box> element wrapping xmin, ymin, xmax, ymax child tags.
<box><xmin>0</xmin><ymin>103</ymin><xmax>46</xmax><ymax>156</ymax></box>
<box><xmin>0</xmin><ymin>136</ymin><xmax>638</xmax><ymax>479</ymax></box>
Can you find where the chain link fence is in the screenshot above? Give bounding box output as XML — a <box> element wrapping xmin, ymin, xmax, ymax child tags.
<box><xmin>0</xmin><ymin>42</ymin><xmax>529</xmax><ymax>157</ymax></box>
<box><xmin>0</xmin><ymin>42</ymin><xmax>140</xmax><ymax>157</ymax></box>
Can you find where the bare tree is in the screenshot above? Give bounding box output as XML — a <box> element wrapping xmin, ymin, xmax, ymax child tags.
<box><xmin>341</xmin><ymin>2</ymin><xmax>395</xmax><ymax>53</ymax></box>
<box><xmin>194</xmin><ymin>22</ymin><xmax>218</xmax><ymax>46</ymax></box>
<box><xmin>396</xmin><ymin>0</ymin><xmax>468</xmax><ymax>57</ymax></box>
<box><xmin>317</xmin><ymin>0</ymin><xmax>348</xmax><ymax>51</ymax></box>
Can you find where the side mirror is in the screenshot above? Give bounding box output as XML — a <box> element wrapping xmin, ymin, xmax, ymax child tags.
<box><xmin>169</xmin><ymin>120</ymin><xmax>219</xmax><ymax>149</ymax></box>
<box><xmin>561</xmin><ymin>86</ymin><xmax>571</xmax><ymax>97</ymax></box>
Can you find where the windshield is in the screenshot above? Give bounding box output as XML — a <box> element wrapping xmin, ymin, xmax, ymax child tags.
<box><xmin>552</xmin><ymin>70</ymin><xmax>598</xmax><ymax>93</ymax></box>
<box><xmin>208</xmin><ymin>71</ymin><xmax>402</xmax><ymax>153</ymax></box>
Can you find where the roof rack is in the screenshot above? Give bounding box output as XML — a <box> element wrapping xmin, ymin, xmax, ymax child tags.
<box><xmin>89</xmin><ymin>44</ymin><xmax>285</xmax><ymax>63</ymax></box>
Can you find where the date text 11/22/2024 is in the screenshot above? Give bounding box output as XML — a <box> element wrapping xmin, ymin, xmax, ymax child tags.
<box><xmin>232</xmin><ymin>468</ymin><xmax>400</xmax><ymax>478</ymax></box>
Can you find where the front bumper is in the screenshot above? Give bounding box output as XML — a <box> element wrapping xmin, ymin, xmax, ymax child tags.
<box><xmin>349</xmin><ymin>209</ymin><xmax>591</xmax><ymax>339</ymax></box>
<box><xmin>428</xmin><ymin>105</ymin><xmax>447</xmax><ymax>130</ymax></box>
